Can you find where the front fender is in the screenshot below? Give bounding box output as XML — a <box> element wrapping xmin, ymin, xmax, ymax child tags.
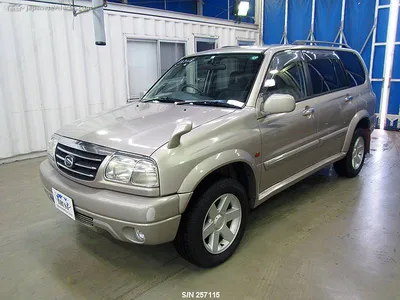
<box><xmin>342</xmin><ymin>110</ymin><xmax>370</xmax><ymax>153</ymax></box>
<box><xmin>177</xmin><ymin>149</ymin><xmax>258</xmax><ymax>210</ymax></box>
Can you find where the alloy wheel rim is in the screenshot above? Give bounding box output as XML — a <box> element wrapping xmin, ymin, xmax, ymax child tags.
<box><xmin>352</xmin><ymin>136</ymin><xmax>365</xmax><ymax>170</ymax></box>
<box><xmin>202</xmin><ymin>193</ymin><xmax>242</xmax><ymax>254</ymax></box>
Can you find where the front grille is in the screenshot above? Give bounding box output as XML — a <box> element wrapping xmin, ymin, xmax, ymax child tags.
<box><xmin>75</xmin><ymin>211</ymin><xmax>94</xmax><ymax>226</ymax></box>
<box><xmin>55</xmin><ymin>143</ymin><xmax>107</xmax><ymax>181</ymax></box>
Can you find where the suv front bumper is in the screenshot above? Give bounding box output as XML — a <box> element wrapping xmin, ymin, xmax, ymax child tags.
<box><xmin>40</xmin><ymin>159</ymin><xmax>185</xmax><ymax>245</ymax></box>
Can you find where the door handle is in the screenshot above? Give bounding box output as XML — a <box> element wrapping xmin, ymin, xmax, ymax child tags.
<box><xmin>302</xmin><ymin>107</ymin><xmax>315</xmax><ymax>118</ymax></box>
<box><xmin>345</xmin><ymin>95</ymin><xmax>353</xmax><ymax>102</ymax></box>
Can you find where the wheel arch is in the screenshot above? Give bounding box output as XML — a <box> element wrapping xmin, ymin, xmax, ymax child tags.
<box><xmin>177</xmin><ymin>149</ymin><xmax>259</xmax><ymax>213</ymax></box>
<box><xmin>342</xmin><ymin>110</ymin><xmax>371</xmax><ymax>153</ymax></box>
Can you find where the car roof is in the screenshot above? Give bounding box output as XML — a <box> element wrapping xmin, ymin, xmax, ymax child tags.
<box><xmin>190</xmin><ymin>45</ymin><xmax>273</xmax><ymax>55</ymax></box>
<box><xmin>188</xmin><ymin>44</ymin><xmax>358</xmax><ymax>56</ymax></box>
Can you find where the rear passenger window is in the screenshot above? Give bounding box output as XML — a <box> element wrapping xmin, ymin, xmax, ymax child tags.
<box><xmin>332</xmin><ymin>59</ymin><xmax>348</xmax><ymax>88</ymax></box>
<box><xmin>307</xmin><ymin>61</ymin><xmax>331</xmax><ymax>94</ymax></box>
<box><xmin>336</xmin><ymin>51</ymin><xmax>366</xmax><ymax>86</ymax></box>
<box><xmin>303</xmin><ymin>50</ymin><xmax>349</xmax><ymax>95</ymax></box>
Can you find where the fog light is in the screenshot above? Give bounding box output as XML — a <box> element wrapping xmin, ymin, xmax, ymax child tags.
<box><xmin>135</xmin><ymin>229</ymin><xmax>145</xmax><ymax>242</ymax></box>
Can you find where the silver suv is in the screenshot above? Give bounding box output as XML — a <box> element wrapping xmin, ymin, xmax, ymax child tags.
<box><xmin>40</xmin><ymin>42</ymin><xmax>376</xmax><ymax>268</ymax></box>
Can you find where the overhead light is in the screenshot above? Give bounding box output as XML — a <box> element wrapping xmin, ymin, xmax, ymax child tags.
<box><xmin>237</xmin><ymin>1</ymin><xmax>249</xmax><ymax>17</ymax></box>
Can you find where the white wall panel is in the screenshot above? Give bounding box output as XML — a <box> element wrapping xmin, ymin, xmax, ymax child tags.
<box><xmin>0</xmin><ymin>0</ymin><xmax>259</xmax><ymax>160</ymax></box>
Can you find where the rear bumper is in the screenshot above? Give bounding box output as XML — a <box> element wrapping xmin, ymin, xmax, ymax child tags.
<box><xmin>40</xmin><ymin>159</ymin><xmax>184</xmax><ymax>245</ymax></box>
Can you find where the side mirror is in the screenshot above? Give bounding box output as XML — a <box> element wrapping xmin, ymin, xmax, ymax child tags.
<box><xmin>262</xmin><ymin>94</ymin><xmax>296</xmax><ymax>115</ymax></box>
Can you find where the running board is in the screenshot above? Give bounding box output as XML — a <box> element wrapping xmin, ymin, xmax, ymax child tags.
<box><xmin>257</xmin><ymin>152</ymin><xmax>346</xmax><ymax>205</ymax></box>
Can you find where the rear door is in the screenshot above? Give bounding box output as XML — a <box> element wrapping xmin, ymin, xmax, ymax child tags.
<box><xmin>336</xmin><ymin>50</ymin><xmax>372</xmax><ymax>123</ymax></box>
<box><xmin>302</xmin><ymin>49</ymin><xmax>356</xmax><ymax>161</ymax></box>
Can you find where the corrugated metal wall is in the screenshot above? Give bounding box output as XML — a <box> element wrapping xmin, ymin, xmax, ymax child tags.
<box><xmin>0</xmin><ymin>0</ymin><xmax>258</xmax><ymax>160</ymax></box>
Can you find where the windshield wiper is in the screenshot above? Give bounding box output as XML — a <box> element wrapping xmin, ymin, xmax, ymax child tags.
<box><xmin>142</xmin><ymin>97</ymin><xmax>184</xmax><ymax>103</ymax></box>
<box><xmin>143</xmin><ymin>98</ymin><xmax>241</xmax><ymax>108</ymax></box>
<box><xmin>175</xmin><ymin>100</ymin><xmax>241</xmax><ymax>109</ymax></box>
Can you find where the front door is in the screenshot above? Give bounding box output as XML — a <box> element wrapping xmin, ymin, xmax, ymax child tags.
<box><xmin>257</xmin><ymin>50</ymin><xmax>319</xmax><ymax>193</ymax></box>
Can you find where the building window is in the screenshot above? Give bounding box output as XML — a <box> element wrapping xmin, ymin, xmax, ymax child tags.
<box><xmin>127</xmin><ymin>39</ymin><xmax>186</xmax><ymax>100</ymax></box>
<box><xmin>195</xmin><ymin>37</ymin><xmax>217</xmax><ymax>52</ymax></box>
<box><xmin>238</xmin><ymin>40</ymin><xmax>255</xmax><ymax>46</ymax></box>
<box><xmin>160</xmin><ymin>42</ymin><xmax>185</xmax><ymax>74</ymax></box>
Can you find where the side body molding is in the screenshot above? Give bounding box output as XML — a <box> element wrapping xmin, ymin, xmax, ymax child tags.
<box><xmin>177</xmin><ymin>149</ymin><xmax>259</xmax><ymax>207</ymax></box>
<box><xmin>341</xmin><ymin>110</ymin><xmax>370</xmax><ymax>153</ymax></box>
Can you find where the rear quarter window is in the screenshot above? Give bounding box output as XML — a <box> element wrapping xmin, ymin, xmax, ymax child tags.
<box><xmin>336</xmin><ymin>51</ymin><xmax>366</xmax><ymax>86</ymax></box>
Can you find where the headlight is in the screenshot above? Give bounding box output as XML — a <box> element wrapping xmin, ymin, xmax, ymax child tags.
<box><xmin>105</xmin><ymin>155</ymin><xmax>159</xmax><ymax>187</ymax></box>
<box><xmin>47</xmin><ymin>135</ymin><xmax>58</xmax><ymax>160</ymax></box>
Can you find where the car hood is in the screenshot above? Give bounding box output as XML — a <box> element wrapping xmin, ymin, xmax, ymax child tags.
<box><xmin>56</xmin><ymin>102</ymin><xmax>235</xmax><ymax>156</ymax></box>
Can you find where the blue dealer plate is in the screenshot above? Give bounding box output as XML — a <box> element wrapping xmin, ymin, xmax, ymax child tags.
<box><xmin>52</xmin><ymin>188</ymin><xmax>75</xmax><ymax>220</ymax></box>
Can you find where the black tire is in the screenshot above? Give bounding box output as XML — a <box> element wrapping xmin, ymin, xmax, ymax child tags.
<box><xmin>334</xmin><ymin>128</ymin><xmax>368</xmax><ymax>178</ymax></box>
<box><xmin>174</xmin><ymin>177</ymin><xmax>248</xmax><ymax>268</ymax></box>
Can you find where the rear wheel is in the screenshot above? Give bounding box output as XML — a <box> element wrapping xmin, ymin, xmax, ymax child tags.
<box><xmin>174</xmin><ymin>178</ymin><xmax>248</xmax><ymax>268</ymax></box>
<box><xmin>334</xmin><ymin>128</ymin><xmax>367</xmax><ymax>177</ymax></box>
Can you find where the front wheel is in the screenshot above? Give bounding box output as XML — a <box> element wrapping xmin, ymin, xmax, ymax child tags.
<box><xmin>174</xmin><ymin>178</ymin><xmax>248</xmax><ymax>268</ymax></box>
<box><xmin>334</xmin><ymin>128</ymin><xmax>368</xmax><ymax>177</ymax></box>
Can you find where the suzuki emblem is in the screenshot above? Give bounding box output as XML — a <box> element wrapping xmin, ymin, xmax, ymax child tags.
<box><xmin>64</xmin><ymin>154</ymin><xmax>75</xmax><ymax>168</ymax></box>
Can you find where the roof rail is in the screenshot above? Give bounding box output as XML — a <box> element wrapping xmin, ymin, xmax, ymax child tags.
<box><xmin>292</xmin><ymin>40</ymin><xmax>351</xmax><ymax>49</ymax></box>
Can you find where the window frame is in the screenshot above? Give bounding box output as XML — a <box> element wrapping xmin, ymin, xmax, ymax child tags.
<box><xmin>258</xmin><ymin>48</ymin><xmax>368</xmax><ymax>107</ymax></box>
<box><xmin>159</xmin><ymin>41</ymin><xmax>187</xmax><ymax>75</ymax></box>
<box><xmin>194</xmin><ymin>36</ymin><xmax>218</xmax><ymax>53</ymax></box>
<box><xmin>124</xmin><ymin>35</ymin><xmax>187</xmax><ymax>101</ymax></box>
<box><xmin>237</xmin><ymin>39</ymin><xmax>256</xmax><ymax>46</ymax></box>
<box><xmin>258</xmin><ymin>50</ymin><xmax>310</xmax><ymax>103</ymax></box>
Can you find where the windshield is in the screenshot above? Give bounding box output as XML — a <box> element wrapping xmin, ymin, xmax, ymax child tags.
<box><xmin>142</xmin><ymin>53</ymin><xmax>264</xmax><ymax>108</ymax></box>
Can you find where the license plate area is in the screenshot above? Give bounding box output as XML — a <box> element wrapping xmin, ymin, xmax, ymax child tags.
<box><xmin>52</xmin><ymin>188</ymin><xmax>76</xmax><ymax>220</ymax></box>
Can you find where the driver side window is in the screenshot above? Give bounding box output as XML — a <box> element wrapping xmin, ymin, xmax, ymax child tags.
<box><xmin>261</xmin><ymin>50</ymin><xmax>307</xmax><ymax>102</ymax></box>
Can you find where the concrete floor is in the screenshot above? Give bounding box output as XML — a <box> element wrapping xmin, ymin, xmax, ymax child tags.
<box><xmin>0</xmin><ymin>130</ymin><xmax>399</xmax><ymax>300</ymax></box>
